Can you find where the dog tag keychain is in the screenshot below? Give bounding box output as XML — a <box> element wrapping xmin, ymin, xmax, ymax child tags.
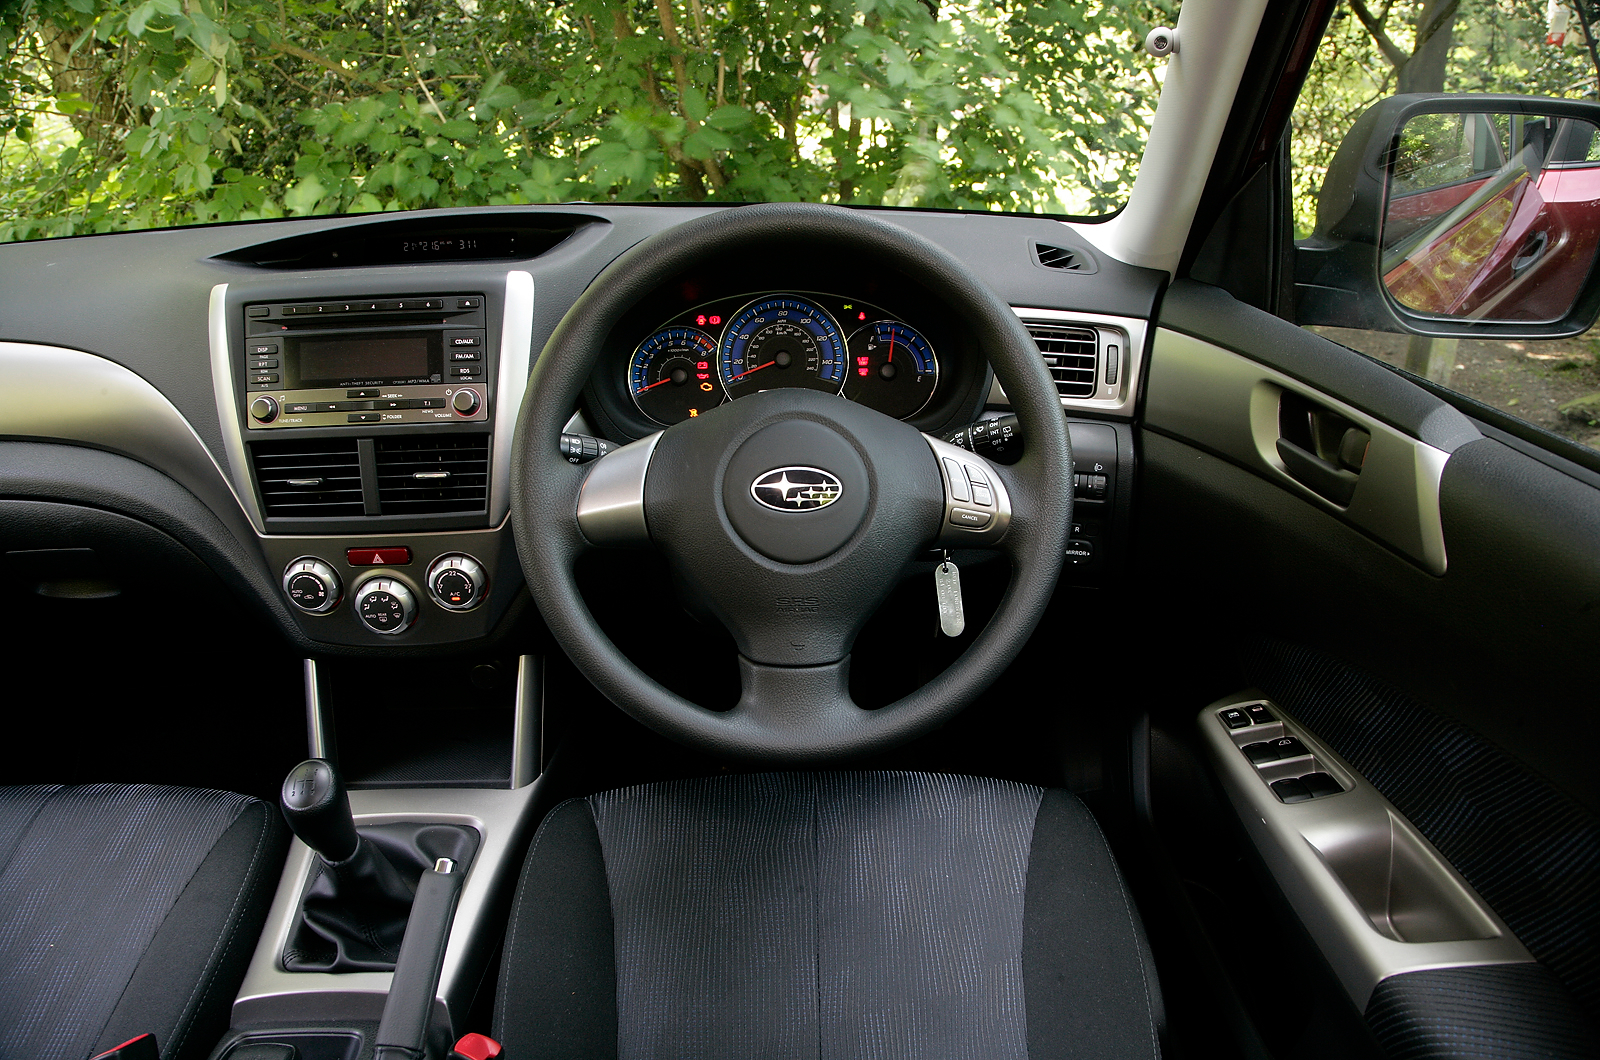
<box><xmin>934</xmin><ymin>553</ymin><xmax>965</xmax><ymax>637</ymax></box>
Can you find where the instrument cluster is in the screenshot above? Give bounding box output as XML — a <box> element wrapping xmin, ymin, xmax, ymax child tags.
<box><xmin>625</xmin><ymin>292</ymin><xmax>940</xmax><ymax>426</ymax></box>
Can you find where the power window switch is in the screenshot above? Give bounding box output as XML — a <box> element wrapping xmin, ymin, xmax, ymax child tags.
<box><xmin>1301</xmin><ymin>772</ymin><xmax>1343</xmax><ymax>798</ymax></box>
<box><xmin>1269</xmin><ymin>736</ymin><xmax>1308</xmax><ymax>759</ymax></box>
<box><xmin>1219</xmin><ymin>708</ymin><xmax>1251</xmax><ymax>729</ymax></box>
<box><xmin>1271</xmin><ymin>777</ymin><xmax>1314</xmax><ymax>804</ymax></box>
<box><xmin>1242</xmin><ymin>742</ymin><xmax>1278</xmax><ymax>764</ymax></box>
<box><xmin>1245</xmin><ymin>704</ymin><xmax>1275</xmax><ymax>725</ymax></box>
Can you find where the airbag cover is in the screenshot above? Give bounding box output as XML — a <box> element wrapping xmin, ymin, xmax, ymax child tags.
<box><xmin>723</xmin><ymin>419</ymin><xmax>869</xmax><ymax>564</ymax></box>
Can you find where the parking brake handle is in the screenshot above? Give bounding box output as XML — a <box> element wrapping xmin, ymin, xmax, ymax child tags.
<box><xmin>374</xmin><ymin>858</ymin><xmax>468</xmax><ymax>1060</ymax></box>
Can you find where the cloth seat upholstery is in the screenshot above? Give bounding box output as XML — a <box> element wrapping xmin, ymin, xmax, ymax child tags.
<box><xmin>495</xmin><ymin>771</ymin><xmax>1163</xmax><ymax>1060</ymax></box>
<box><xmin>0</xmin><ymin>784</ymin><xmax>287</xmax><ymax>1060</ymax></box>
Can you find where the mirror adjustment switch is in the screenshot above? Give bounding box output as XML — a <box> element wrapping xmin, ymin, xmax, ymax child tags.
<box><xmin>1271</xmin><ymin>777</ymin><xmax>1314</xmax><ymax>803</ymax></box>
<box><xmin>1220</xmin><ymin>708</ymin><xmax>1251</xmax><ymax>729</ymax></box>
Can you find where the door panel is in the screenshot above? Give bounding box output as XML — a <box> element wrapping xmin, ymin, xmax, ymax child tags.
<box><xmin>1140</xmin><ymin>278</ymin><xmax>1600</xmax><ymax>1047</ymax></box>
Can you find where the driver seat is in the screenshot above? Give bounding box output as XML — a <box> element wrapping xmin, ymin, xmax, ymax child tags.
<box><xmin>494</xmin><ymin>772</ymin><xmax>1163</xmax><ymax>1059</ymax></box>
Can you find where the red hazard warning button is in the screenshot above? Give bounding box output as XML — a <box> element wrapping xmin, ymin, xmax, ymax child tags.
<box><xmin>346</xmin><ymin>547</ymin><xmax>412</xmax><ymax>566</ymax></box>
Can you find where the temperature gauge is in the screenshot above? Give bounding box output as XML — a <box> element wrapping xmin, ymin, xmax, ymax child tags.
<box><xmin>843</xmin><ymin>320</ymin><xmax>938</xmax><ymax>419</ymax></box>
<box><xmin>629</xmin><ymin>327</ymin><xmax>724</xmax><ymax>425</ymax></box>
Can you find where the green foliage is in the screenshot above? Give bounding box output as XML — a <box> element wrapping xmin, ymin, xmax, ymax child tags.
<box><xmin>1291</xmin><ymin>0</ymin><xmax>1600</xmax><ymax>238</ymax></box>
<box><xmin>0</xmin><ymin>0</ymin><xmax>1172</xmax><ymax>240</ymax></box>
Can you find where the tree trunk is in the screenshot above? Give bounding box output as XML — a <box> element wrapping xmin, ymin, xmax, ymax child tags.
<box><xmin>1397</xmin><ymin>0</ymin><xmax>1459</xmax><ymax>94</ymax></box>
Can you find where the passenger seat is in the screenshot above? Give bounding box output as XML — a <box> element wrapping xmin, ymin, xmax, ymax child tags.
<box><xmin>0</xmin><ymin>784</ymin><xmax>287</xmax><ymax>1060</ymax></box>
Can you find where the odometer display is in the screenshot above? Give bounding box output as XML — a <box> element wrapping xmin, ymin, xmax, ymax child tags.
<box><xmin>629</xmin><ymin>327</ymin><xmax>723</xmax><ymax>425</ymax></box>
<box><xmin>719</xmin><ymin>298</ymin><xmax>845</xmax><ymax>398</ymax></box>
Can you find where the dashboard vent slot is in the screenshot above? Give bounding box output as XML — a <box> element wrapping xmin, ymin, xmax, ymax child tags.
<box><xmin>252</xmin><ymin>439</ymin><xmax>363</xmax><ymax>518</ymax></box>
<box><xmin>1026</xmin><ymin>323</ymin><xmax>1099</xmax><ymax>399</ymax></box>
<box><xmin>375</xmin><ymin>435</ymin><xmax>490</xmax><ymax>515</ymax></box>
<box><xmin>1033</xmin><ymin>243</ymin><xmax>1083</xmax><ymax>270</ymax></box>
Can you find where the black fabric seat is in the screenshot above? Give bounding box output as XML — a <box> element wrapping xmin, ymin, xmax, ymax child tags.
<box><xmin>0</xmin><ymin>784</ymin><xmax>287</xmax><ymax>1060</ymax></box>
<box><xmin>496</xmin><ymin>771</ymin><xmax>1163</xmax><ymax>1060</ymax></box>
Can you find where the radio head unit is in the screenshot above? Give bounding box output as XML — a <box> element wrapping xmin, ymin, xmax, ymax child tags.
<box><xmin>242</xmin><ymin>294</ymin><xmax>489</xmax><ymax>429</ymax></box>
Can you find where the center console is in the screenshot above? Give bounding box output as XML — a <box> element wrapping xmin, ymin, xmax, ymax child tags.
<box><xmin>208</xmin><ymin>270</ymin><xmax>534</xmax><ymax>648</ymax></box>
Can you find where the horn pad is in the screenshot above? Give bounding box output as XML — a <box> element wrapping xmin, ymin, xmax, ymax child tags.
<box><xmin>723</xmin><ymin>419</ymin><xmax>870</xmax><ymax>564</ymax></box>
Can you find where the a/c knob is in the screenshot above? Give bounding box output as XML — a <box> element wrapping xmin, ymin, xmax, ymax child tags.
<box><xmin>250</xmin><ymin>395</ymin><xmax>279</xmax><ymax>423</ymax></box>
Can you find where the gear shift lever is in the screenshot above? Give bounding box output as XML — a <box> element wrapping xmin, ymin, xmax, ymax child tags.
<box><xmin>281</xmin><ymin>758</ymin><xmax>360</xmax><ymax>862</ymax></box>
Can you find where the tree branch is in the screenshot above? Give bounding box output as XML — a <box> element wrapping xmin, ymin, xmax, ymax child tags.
<box><xmin>268</xmin><ymin>40</ymin><xmax>385</xmax><ymax>88</ymax></box>
<box><xmin>1346</xmin><ymin>0</ymin><xmax>1409</xmax><ymax>71</ymax></box>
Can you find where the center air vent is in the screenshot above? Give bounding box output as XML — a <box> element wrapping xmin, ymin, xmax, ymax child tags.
<box><xmin>252</xmin><ymin>438</ymin><xmax>363</xmax><ymax>518</ymax></box>
<box><xmin>1026</xmin><ymin>323</ymin><xmax>1099</xmax><ymax>399</ymax></box>
<box><xmin>1033</xmin><ymin>243</ymin><xmax>1083</xmax><ymax>270</ymax></box>
<box><xmin>375</xmin><ymin>435</ymin><xmax>490</xmax><ymax>515</ymax></box>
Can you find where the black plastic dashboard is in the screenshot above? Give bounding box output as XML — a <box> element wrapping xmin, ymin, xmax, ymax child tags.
<box><xmin>0</xmin><ymin>204</ymin><xmax>1164</xmax><ymax>655</ymax></box>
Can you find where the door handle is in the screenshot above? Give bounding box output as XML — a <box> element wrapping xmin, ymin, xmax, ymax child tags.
<box><xmin>1276</xmin><ymin>437</ymin><xmax>1360</xmax><ymax>506</ymax></box>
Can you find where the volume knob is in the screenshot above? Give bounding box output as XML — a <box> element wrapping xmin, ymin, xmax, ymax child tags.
<box><xmin>451</xmin><ymin>388</ymin><xmax>481</xmax><ymax>415</ymax></box>
<box><xmin>250</xmin><ymin>395</ymin><xmax>279</xmax><ymax>423</ymax></box>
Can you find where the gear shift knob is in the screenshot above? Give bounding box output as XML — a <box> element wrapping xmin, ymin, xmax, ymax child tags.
<box><xmin>281</xmin><ymin>758</ymin><xmax>360</xmax><ymax>863</ymax></box>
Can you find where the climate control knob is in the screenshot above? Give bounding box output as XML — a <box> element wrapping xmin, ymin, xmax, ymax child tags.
<box><xmin>250</xmin><ymin>395</ymin><xmax>279</xmax><ymax>423</ymax></box>
<box><xmin>451</xmin><ymin>388</ymin><xmax>481</xmax><ymax>415</ymax></box>
<box><xmin>426</xmin><ymin>553</ymin><xmax>488</xmax><ymax>611</ymax></box>
<box><xmin>352</xmin><ymin>577</ymin><xmax>417</xmax><ymax>635</ymax></box>
<box><xmin>282</xmin><ymin>558</ymin><xmax>341</xmax><ymax>614</ymax></box>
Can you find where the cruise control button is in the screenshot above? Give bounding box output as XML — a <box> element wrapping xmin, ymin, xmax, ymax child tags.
<box><xmin>948</xmin><ymin>507</ymin><xmax>992</xmax><ymax>529</ymax></box>
<box><xmin>941</xmin><ymin>458</ymin><xmax>970</xmax><ymax>502</ymax></box>
<box><xmin>969</xmin><ymin>483</ymin><xmax>994</xmax><ymax>507</ymax></box>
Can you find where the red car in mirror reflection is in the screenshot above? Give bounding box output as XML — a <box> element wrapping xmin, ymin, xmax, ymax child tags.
<box><xmin>1382</xmin><ymin>119</ymin><xmax>1600</xmax><ymax>321</ymax></box>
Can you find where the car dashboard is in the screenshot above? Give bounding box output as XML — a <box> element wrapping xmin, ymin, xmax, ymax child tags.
<box><xmin>0</xmin><ymin>204</ymin><xmax>1157</xmax><ymax>655</ymax></box>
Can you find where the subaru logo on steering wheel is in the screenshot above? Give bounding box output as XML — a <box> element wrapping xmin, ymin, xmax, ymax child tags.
<box><xmin>751</xmin><ymin>467</ymin><xmax>843</xmax><ymax>512</ymax></box>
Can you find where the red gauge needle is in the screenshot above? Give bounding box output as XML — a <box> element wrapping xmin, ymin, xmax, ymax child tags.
<box><xmin>730</xmin><ymin>359</ymin><xmax>777</xmax><ymax>381</ymax></box>
<box><xmin>887</xmin><ymin>332</ymin><xmax>895</xmax><ymax>364</ymax></box>
<box><xmin>636</xmin><ymin>376</ymin><xmax>674</xmax><ymax>393</ymax></box>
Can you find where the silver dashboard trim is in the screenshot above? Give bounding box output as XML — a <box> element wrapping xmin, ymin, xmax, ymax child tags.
<box><xmin>990</xmin><ymin>307</ymin><xmax>1148</xmax><ymax>419</ymax></box>
<box><xmin>1200</xmin><ymin>692</ymin><xmax>1532</xmax><ymax>1010</ymax></box>
<box><xmin>208</xmin><ymin>283</ymin><xmax>265</xmax><ymax>532</ymax></box>
<box><xmin>511</xmin><ymin>654</ymin><xmax>543</xmax><ymax>789</ymax></box>
<box><xmin>1</xmin><ymin>338</ymin><xmax>250</xmax><ymax>524</ymax></box>
<box><xmin>491</xmin><ymin>271</ymin><xmax>535</xmax><ymax>526</ymax></box>
<box><xmin>1145</xmin><ymin>329</ymin><xmax>1459</xmax><ymax>574</ymax></box>
<box><xmin>576</xmin><ymin>431</ymin><xmax>662</xmax><ymax>545</ymax></box>
<box><xmin>234</xmin><ymin>783</ymin><xmax>542</xmax><ymax>1028</ymax></box>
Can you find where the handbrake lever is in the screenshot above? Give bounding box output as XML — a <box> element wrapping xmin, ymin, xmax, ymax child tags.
<box><xmin>373</xmin><ymin>858</ymin><xmax>468</xmax><ymax>1060</ymax></box>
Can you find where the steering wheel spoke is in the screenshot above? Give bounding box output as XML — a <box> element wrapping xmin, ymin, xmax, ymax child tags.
<box><xmin>730</xmin><ymin>655</ymin><xmax>862</xmax><ymax>745</ymax></box>
<box><xmin>923</xmin><ymin>434</ymin><xmax>1013</xmax><ymax>549</ymax></box>
<box><xmin>575</xmin><ymin>431</ymin><xmax>661</xmax><ymax>548</ymax></box>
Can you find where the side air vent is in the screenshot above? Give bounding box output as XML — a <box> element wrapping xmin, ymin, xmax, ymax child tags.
<box><xmin>1033</xmin><ymin>243</ymin><xmax>1083</xmax><ymax>270</ymax></box>
<box><xmin>375</xmin><ymin>435</ymin><xmax>490</xmax><ymax>515</ymax></box>
<box><xmin>1026</xmin><ymin>323</ymin><xmax>1099</xmax><ymax>399</ymax></box>
<box><xmin>252</xmin><ymin>438</ymin><xmax>364</xmax><ymax>518</ymax></box>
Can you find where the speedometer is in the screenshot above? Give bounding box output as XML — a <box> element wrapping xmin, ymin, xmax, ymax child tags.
<box><xmin>719</xmin><ymin>297</ymin><xmax>846</xmax><ymax>399</ymax></box>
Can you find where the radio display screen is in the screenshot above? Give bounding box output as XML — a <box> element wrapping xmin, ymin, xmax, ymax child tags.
<box><xmin>293</xmin><ymin>332</ymin><xmax>441</xmax><ymax>386</ymax></box>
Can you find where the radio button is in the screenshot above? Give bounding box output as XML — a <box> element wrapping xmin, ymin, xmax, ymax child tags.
<box><xmin>248</xmin><ymin>358</ymin><xmax>278</xmax><ymax>369</ymax></box>
<box><xmin>348</xmin><ymin>413</ymin><xmax>380</xmax><ymax>423</ymax></box>
<box><xmin>285</xmin><ymin>402</ymin><xmax>314</xmax><ymax>414</ymax></box>
<box><xmin>420</xmin><ymin>397</ymin><xmax>445</xmax><ymax>409</ymax></box>
<box><xmin>456</xmin><ymin>297</ymin><xmax>482</xmax><ymax>309</ymax></box>
<box><xmin>248</xmin><ymin>306</ymin><xmax>270</xmax><ymax>318</ymax></box>
<box><xmin>451</xmin><ymin>366</ymin><xmax>479</xmax><ymax>378</ymax></box>
<box><xmin>446</xmin><ymin>332</ymin><xmax>482</xmax><ymax>347</ymax></box>
<box><xmin>451</xmin><ymin>352</ymin><xmax>481</xmax><ymax>362</ymax></box>
<box><xmin>249</xmin><ymin>343</ymin><xmax>279</xmax><ymax>355</ymax></box>
<box><xmin>249</xmin><ymin>373</ymin><xmax>280</xmax><ymax>385</ymax></box>
<box><xmin>346</xmin><ymin>389</ymin><xmax>379</xmax><ymax>398</ymax></box>
<box><xmin>250</xmin><ymin>396</ymin><xmax>279</xmax><ymax>423</ymax></box>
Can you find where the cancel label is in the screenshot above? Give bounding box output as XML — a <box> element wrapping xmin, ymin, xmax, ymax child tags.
<box><xmin>775</xmin><ymin>596</ymin><xmax>821</xmax><ymax>613</ymax></box>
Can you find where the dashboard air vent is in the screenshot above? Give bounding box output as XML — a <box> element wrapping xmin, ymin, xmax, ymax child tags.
<box><xmin>1026</xmin><ymin>323</ymin><xmax>1099</xmax><ymax>399</ymax></box>
<box><xmin>375</xmin><ymin>435</ymin><xmax>490</xmax><ymax>515</ymax></box>
<box><xmin>252</xmin><ymin>438</ymin><xmax>364</xmax><ymax>518</ymax></box>
<box><xmin>1033</xmin><ymin>243</ymin><xmax>1083</xmax><ymax>270</ymax></box>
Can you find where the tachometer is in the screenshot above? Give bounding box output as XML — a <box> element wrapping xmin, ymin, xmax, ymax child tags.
<box><xmin>842</xmin><ymin>320</ymin><xmax>939</xmax><ymax>419</ymax></box>
<box><xmin>629</xmin><ymin>327</ymin><xmax>723</xmax><ymax>425</ymax></box>
<box><xmin>719</xmin><ymin>297</ymin><xmax>845</xmax><ymax>399</ymax></box>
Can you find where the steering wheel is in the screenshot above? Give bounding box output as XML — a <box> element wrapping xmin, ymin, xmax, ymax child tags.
<box><xmin>510</xmin><ymin>203</ymin><xmax>1072</xmax><ymax>763</ymax></box>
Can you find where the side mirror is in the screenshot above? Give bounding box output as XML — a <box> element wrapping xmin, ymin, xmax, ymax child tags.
<box><xmin>1296</xmin><ymin>94</ymin><xmax>1600</xmax><ymax>339</ymax></box>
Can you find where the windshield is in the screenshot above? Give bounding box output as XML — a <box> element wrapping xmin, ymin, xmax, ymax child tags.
<box><xmin>0</xmin><ymin>0</ymin><xmax>1166</xmax><ymax>241</ymax></box>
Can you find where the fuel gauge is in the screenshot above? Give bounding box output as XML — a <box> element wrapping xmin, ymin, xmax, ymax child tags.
<box><xmin>843</xmin><ymin>320</ymin><xmax>938</xmax><ymax>419</ymax></box>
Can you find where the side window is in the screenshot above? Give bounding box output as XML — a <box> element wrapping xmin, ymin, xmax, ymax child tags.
<box><xmin>1291</xmin><ymin>8</ymin><xmax>1600</xmax><ymax>455</ymax></box>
